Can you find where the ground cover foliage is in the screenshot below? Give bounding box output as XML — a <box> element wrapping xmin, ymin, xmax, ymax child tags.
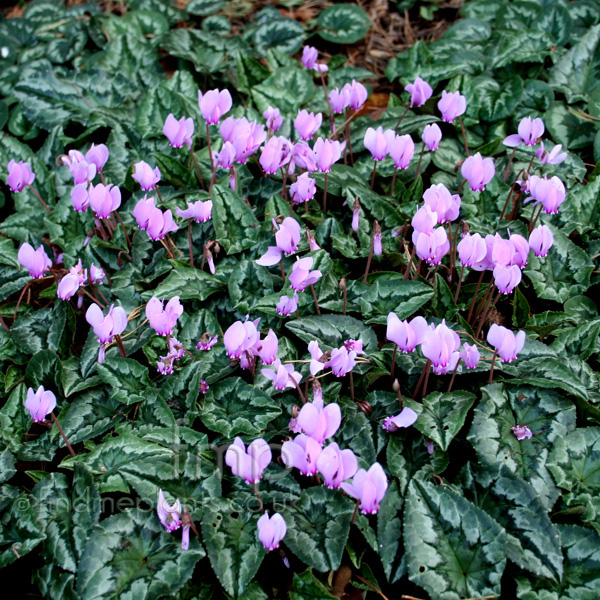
<box><xmin>1</xmin><ymin>0</ymin><xmax>600</xmax><ymax>598</ymax></box>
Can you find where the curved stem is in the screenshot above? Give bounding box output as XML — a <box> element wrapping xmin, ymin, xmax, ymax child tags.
<box><xmin>310</xmin><ymin>284</ymin><xmax>321</xmax><ymax>315</ymax></box>
<box><xmin>458</xmin><ymin>116</ymin><xmax>469</xmax><ymax>157</ymax></box>
<box><xmin>488</xmin><ymin>350</ymin><xmax>497</xmax><ymax>385</ymax></box>
<box><xmin>51</xmin><ymin>413</ymin><xmax>76</xmax><ymax>457</ymax></box>
<box><xmin>502</xmin><ymin>147</ymin><xmax>516</xmax><ymax>182</ymax></box>
<box><xmin>27</xmin><ymin>185</ymin><xmax>51</xmax><ymax>214</ymax></box>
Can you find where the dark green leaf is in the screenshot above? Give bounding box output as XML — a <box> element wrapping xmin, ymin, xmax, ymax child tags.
<box><xmin>317</xmin><ymin>4</ymin><xmax>371</xmax><ymax>45</ymax></box>
<box><xmin>97</xmin><ymin>357</ymin><xmax>154</xmax><ymax>406</ymax></box>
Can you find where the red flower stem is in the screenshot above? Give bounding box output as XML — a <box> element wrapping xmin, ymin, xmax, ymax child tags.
<box><xmin>412</xmin><ymin>359</ymin><xmax>432</xmax><ymax>399</ymax></box>
<box><xmin>415</xmin><ymin>145</ymin><xmax>425</xmax><ymax>179</ymax></box>
<box><xmin>189</xmin><ymin>147</ymin><xmax>205</xmax><ymax>189</ymax></box>
<box><xmin>363</xmin><ymin>230</ymin><xmax>375</xmax><ymax>285</ymax></box>
<box><xmin>458</xmin><ymin>116</ymin><xmax>469</xmax><ymax>157</ymax></box>
<box><xmin>422</xmin><ymin>361</ymin><xmax>432</xmax><ymax>399</ymax></box>
<box><xmin>0</xmin><ymin>314</ymin><xmax>9</xmax><ymax>331</ymax></box>
<box><xmin>489</xmin><ymin>350</ymin><xmax>497</xmax><ymax>385</ymax></box>
<box><xmin>113</xmin><ymin>210</ymin><xmax>132</xmax><ymax>249</ymax></box>
<box><xmin>466</xmin><ymin>271</ymin><xmax>485</xmax><ymax>323</ymax></box>
<box><xmin>206</xmin><ymin>123</ymin><xmax>216</xmax><ymax>192</ymax></box>
<box><xmin>81</xmin><ymin>287</ymin><xmax>105</xmax><ymax>309</ymax></box>
<box><xmin>454</xmin><ymin>265</ymin><xmax>465</xmax><ymax>303</ymax></box>
<box><xmin>51</xmin><ymin>412</ymin><xmax>76</xmax><ymax>457</ymax></box>
<box><xmin>394</xmin><ymin>105</ymin><xmax>410</xmax><ymax>131</ymax></box>
<box><xmin>475</xmin><ymin>287</ymin><xmax>498</xmax><ymax>338</ymax></box>
<box><xmin>319</xmin><ymin>71</ymin><xmax>334</xmax><ymax>134</ymax></box>
<box><xmin>310</xmin><ymin>284</ymin><xmax>321</xmax><ymax>315</ymax></box>
<box><xmin>350</xmin><ymin>499</ymin><xmax>360</xmax><ymax>525</ymax></box>
<box><xmin>27</xmin><ymin>185</ymin><xmax>51</xmax><ymax>214</ymax></box>
<box><xmin>502</xmin><ymin>147</ymin><xmax>516</xmax><ymax>182</ymax></box>
<box><xmin>370</xmin><ymin>161</ymin><xmax>377</xmax><ymax>190</ymax></box>
<box><xmin>280</xmin><ymin>262</ymin><xmax>286</xmax><ymax>284</ymax></box>
<box><xmin>447</xmin><ymin>359</ymin><xmax>461</xmax><ymax>393</ymax></box>
<box><xmin>390</xmin><ymin>344</ymin><xmax>398</xmax><ymax>381</ymax></box>
<box><xmin>349</xmin><ymin>371</ymin><xmax>355</xmax><ymax>403</ymax></box>
<box><xmin>115</xmin><ymin>335</ymin><xmax>127</xmax><ymax>358</ymax></box>
<box><xmin>188</xmin><ymin>220</ymin><xmax>194</xmax><ymax>266</ymax></box>
<box><xmin>14</xmin><ymin>282</ymin><xmax>31</xmax><ymax>320</ymax></box>
<box><xmin>391</xmin><ymin>167</ymin><xmax>398</xmax><ymax>196</ymax></box>
<box><xmin>322</xmin><ymin>172</ymin><xmax>328</xmax><ymax>214</ymax></box>
<box><xmin>253</xmin><ymin>483</ymin><xmax>263</xmax><ymax>512</ymax></box>
<box><xmin>403</xmin><ymin>245</ymin><xmax>417</xmax><ymax>280</ymax></box>
<box><xmin>290</xmin><ymin>374</ymin><xmax>306</xmax><ymax>404</ymax></box>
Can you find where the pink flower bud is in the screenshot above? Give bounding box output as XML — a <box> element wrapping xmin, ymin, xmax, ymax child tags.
<box><xmin>405</xmin><ymin>77</ymin><xmax>433</xmax><ymax>107</ymax></box>
<box><xmin>343</xmin><ymin>80</ymin><xmax>368</xmax><ymax>111</ymax></box>
<box><xmin>198</xmin><ymin>88</ymin><xmax>232</xmax><ymax>125</ymax></box>
<box><xmin>6</xmin><ymin>159</ymin><xmax>35</xmax><ymax>192</ymax></box>
<box><xmin>512</xmin><ymin>424</ymin><xmax>533</xmax><ymax>440</ymax></box>
<box><xmin>262</xmin><ymin>359</ymin><xmax>301</xmax><ymax>390</ymax></box>
<box><xmin>457</xmin><ymin>233</ymin><xmax>487</xmax><ymax>267</ymax></box>
<box><xmin>386</xmin><ymin>314</ymin><xmax>428</xmax><ymax>352</ymax></box>
<box><xmin>90</xmin><ymin>263</ymin><xmax>105</xmax><ymax>284</ymax></box>
<box><xmin>324</xmin><ymin>346</ymin><xmax>356</xmax><ymax>377</ymax></box>
<box><xmin>529</xmin><ymin>224</ymin><xmax>554</xmax><ymax>257</ymax></box>
<box><xmin>493</xmin><ymin>264</ymin><xmax>522</xmax><ymax>294</ymax></box>
<box><xmin>157</xmin><ymin>489</ymin><xmax>182</xmax><ymax>532</ymax></box>
<box><xmin>317</xmin><ymin>442</ymin><xmax>358</xmax><ymax>488</ymax></box>
<box><xmin>276</xmin><ymin>293</ymin><xmax>299</xmax><ymax>316</ymax></box>
<box><xmin>223</xmin><ymin>318</ymin><xmax>260</xmax><ymax>358</ymax></box>
<box><xmin>57</xmin><ymin>273</ymin><xmax>80</xmax><ymax>300</ymax></box>
<box><xmin>132</xmin><ymin>161</ymin><xmax>161</xmax><ymax>191</ymax></box>
<box><xmin>86</xmin><ymin>144</ymin><xmax>109</xmax><ymax>171</ymax></box>
<box><xmin>526</xmin><ymin>175</ymin><xmax>566</xmax><ymax>214</ymax></box>
<box><xmin>263</xmin><ymin>106</ymin><xmax>283</xmax><ymax>131</ymax></box>
<box><xmin>422</xmin><ymin>123</ymin><xmax>442</xmax><ymax>151</ymax></box>
<box><xmin>459</xmin><ymin>342</ymin><xmax>480</xmax><ymax>369</ymax></box>
<box><xmin>257</xmin><ymin>329</ymin><xmax>278</xmax><ymax>365</ymax></box>
<box><xmin>86</xmin><ymin>303</ymin><xmax>127</xmax><ymax>345</ymax></box>
<box><xmin>301</xmin><ymin>46</ymin><xmax>318</xmax><ymax>69</ymax></box>
<box><xmin>25</xmin><ymin>385</ymin><xmax>57</xmax><ymax>422</ymax></box>
<box><xmin>197</xmin><ymin>332</ymin><xmax>218</xmax><ymax>351</ymax></box>
<box><xmin>282</xmin><ymin>434</ymin><xmax>322</xmax><ymax>476</ymax></box>
<box><xmin>297</xmin><ymin>396</ymin><xmax>341</xmax><ymax>444</ymax></box>
<box><xmin>385</xmin><ymin>132</ymin><xmax>415</xmax><ymax>169</ymax></box>
<box><xmin>257</xmin><ymin>512</ymin><xmax>286</xmax><ymax>551</ymax></box>
<box><xmin>461</xmin><ymin>153</ymin><xmax>495</xmax><ymax>192</ymax></box>
<box><xmin>288</xmin><ymin>257</ymin><xmax>322</xmax><ymax>292</ymax></box>
<box><xmin>329</xmin><ymin>87</ymin><xmax>350</xmax><ymax>114</ymax></box>
<box><xmin>259</xmin><ymin>136</ymin><xmax>292</xmax><ymax>174</ymax></box>
<box><xmin>422</xmin><ymin>183</ymin><xmax>460</xmax><ymax>223</ymax></box>
<box><xmin>437</xmin><ymin>90</ymin><xmax>467</xmax><ymax>123</ymax></box>
<box><xmin>313</xmin><ymin>137</ymin><xmax>345</xmax><ymax>172</ymax></box>
<box><xmin>364</xmin><ymin>126</ymin><xmax>389</xmax><ymax>161</ymax></box>
<box><xmin>535</xmin><ymin>142</ymin><xmax>567</xmax><ymax>165</ymax></box>
<box><xmin>71</xmin><ymin>183</ymin><xmax>89</xmax><ymax>212</ymax></box>
<box><xmin>421</xmin><ymin>319</ymin><xmax>461</xmax><ymax>375</ymax></box>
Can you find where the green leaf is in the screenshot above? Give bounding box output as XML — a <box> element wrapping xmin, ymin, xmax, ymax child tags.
<box><xmin>212</xmin><ymin>185</ymin><xmax>260</xmax><ymax>255</ymax></box>
<box><xmin>547</xmin><ymin>427</ymin><xmax>600</xmax><ymax>522</ymax></box>
<box><xmin>10</xmin><ymin>305</ymin><xmax>66</xmax><ymax>355</ymax></box>
<box><xmin>253</xmin><ymin>19</ymin><xmax>305</xmax><ymax>56</ymax></box>
<box><xmin>549</xmin><ymin>23</ymin><xmax>600</xmax><ymax>103</ymax></box>
<box><xmin>290</xmin><ymin>569</ymin><xmax>337</xmax><ymax>600</ymax></box>
<box><xmin>285</xmin><ymin>314</ymin><xmax>378</xmax><ymax>353</ymax></box>
<box><xmin>77</xmin><ymin>508</ymin><xmax>204</xmax><ymax>599</ymax></box>
<box><xmin>477</xmin><ymin>74</ymin><xmax>524</xmax><ymax>122</ymax></box>
<box><xmin>186</xmin><ymin>0</ymin><xmax>224</xmax><ymax>16</ymax></box>
<box><xmin>358</xmin><ymin>277</ymin><xmax>434</xmax><ymax>325</ymax></box>
<box><xmin>0</xmin><ymin>238</ymin><xmax>19</xmax><ymax>267</ymax></box>
<box><xmin>201</xmin><ymin>377</ymin><xmax>282</xmax><ymax>438</ymax></box>
<box><xmin>141</xmin><ymin>262</ymin><xmax>225</xmax><ymax>302</ymax></box>
<box><xmin>97</xmin><ymin>357</ymin><xmax>154</xmax><ymax>406</ymax></box>
<box><xmin>318</xmin><ymin>4</ymin><xmax>371</xmax><ymax>44</ymax></box>
<box><xmin>525</xmin><ymin>224</ymin><xmax>594</xmax><ymax>303</ymax></box>
<box><xmin>551</xmin><ymin>318</ymin><xmax>600</xmax><ymax>361</ymax></box>
<box><xmin>405</xmin><ymin>391</ymin><xmax>476</xmax><ymax>452</ymax></box>
<box><xmin>405</xmin><ymin>479</ymin><xmax>505</xmax><ymax>599</ymax></box>
<box><xmin>545</xmin><ymin>102</ymin><xmax>597</xmax><ymax>150</ymax></box>
<box><xmin>228</xmin><ymin>259</ymin><xmax>274</xmax><ymax>313</ymax></box>
<box><xmin>251</xmin><ymin>67</ymin><xmax>315</xmax><ymax>115</ymax></box>
<box><xmin>281</xmin><ymin>487</ymin><xmax>354</xmax><ymax>572</ymax></box>
<box><xmin>464</xmin><ymin>464</ymin><xmax>563</xmax><ymax>582</ymax></box>
<box><xmin>558</xmin><ymin>176</ymin><xmax>600</xmax><ymax>237</ymax></box>
<box><xmin>468</xmin><ymin>383</ymin><xmax>576</xmax><ymax>511</ymax></box>
<box><xmin>377</xmin><ymin>480</ymin><xmax>404</xmax><ymax>581</ymax></box>
<box><xmin>202</xmin><ymin>498</ymin><xmax>264</xmax><ymax>597</ymax></box>
<box><xmin>25</xmin><ymin>350</ymin><xmax>62</xmax><ymax>396</ymax></box>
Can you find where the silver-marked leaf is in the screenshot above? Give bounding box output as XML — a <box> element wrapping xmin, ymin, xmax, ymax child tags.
<box><xmin>97</xmin><ymin>357</ymin><xmax>154</xmax><ymax>406</ymax></box>
<box><xmin>318</xmin><ymin>4</ymin><xmax>371</xmax><ymax>45</ymax></box>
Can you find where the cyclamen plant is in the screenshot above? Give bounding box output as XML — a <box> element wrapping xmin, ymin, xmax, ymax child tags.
<box><xmin>3</xmin><ymin>10</ymin><xmax>597</xmax><ymax>599</ymax></box>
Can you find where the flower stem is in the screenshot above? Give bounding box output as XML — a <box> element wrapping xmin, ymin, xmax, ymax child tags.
<box><xmin>466</xmin><ymin>271</ymin><xmax>485</xmax><ymax>323</ymax></box>
<box><xmin>206</xmin><ymin>123</ymin><xmax>216</xmax><ymax>192</ymax></box>
<box><xmin>415</xmin><ymin>145</ymin><xmax>425</xmax><ymax>179</ymax></box>
<box><xmin>454</xmin><ymin>265</ymin><xmax>465</xmax><ymax>303</ymax></box>
<box><xmin>370</xmin><ymin>161</ymin><xmax>377</xmax><ymax>190</ymax></box>
<box><xmin>458</xmin><ymin>116</ymin><xmax>469</xmax><ymax>157</ymax></box>
<box><xmin>253</xmin><ymin>483</ymin><xmax>263</xmax><ymax>512</ymax></box>
<box><xmin>310</xmin><ymin>284</ymin><xmax>321</xmax><ymax>315</ymax></box>
<box><xmin>413</xmin><ymin>359</ymin><xmax>432</xmax><ymax>399</ymax></box>
<box><xmin>322</xmin><ymin>172</ymin><xmax>328</xmax><ymax>214</ymax></box>
<box><xmin>391</xmin><ymin>167</ymin><xmax>398</xmax><ymax>197</ymax></box>
<box><xmin>319</xmin><ymin>71</ymin><xmax>334</xmax><ymax>134</ymax></box>
<box><xmin>189</xmin><ymin>147</ymin><xmax>205</xmax><ymax>189</ymax></box>
<box><xmin>113</xmin><ymin>210</ymin><xmax>132</xmax><ymax>250</ymax></box>
<box><xmin>394</xmin><ymin>105</ymin><xmax>410</xmax><ymax>131</ymax></box>
<box><xmin>27</xmin><ymin>184</ymin><xmax>51</xmax><ymax>214</ymax></box>
<box><xmin>188</xmin><ymin>220</ymin><xmax>194</xmax><ymax>266</ymax></box>
<box><xmin>390</xmin><ymin>344</ymin><xmax>398</xmax><ymax>381</ymax></box>
<box><xmin>51</xmin><ymin>412</ymin><xmax>76</xmax><ymax>457</ymax></box>
<box><xmin>489</xmin><ymin>350</ymin><xmax>497</xmax><ymax>385</ymax></box>
<box><xmin>447</xmin><ymin>359</ymin><xmax>460</xmax><ymax>393</ymax></box>
<box><xmin>502</xmin><ymin>147</ymin><xmax>516</xmax><ymax>182</ymax></box>
<box><xmin>422</xmin><ymin>361</ymin><xmax>432</xmax><ymax>399</ymax></box>
<box><xmin>115</xmin><ymin>334</ymin><xmax>127</xmax><ymax>358</ymax></box>
<box><xmin>349</xmin><ymin>371</ymin><xmax>355</xmax><ymax>403</ymax></box>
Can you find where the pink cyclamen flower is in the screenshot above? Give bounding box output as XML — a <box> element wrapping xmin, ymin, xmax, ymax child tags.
<box><xmin>382</xmin><ymin>407</ymin><xmax>418</xmax><ymax>432</ymax></box>
<box><xmin>329</xmin><ymin>87</ymin><xmax>350</xmax><ymax>114</ymax></box>
<box><xmin>535</xmin><ymin>142</ymin><xmax>567</xmax><ymax>165</ymax></box>
<box><xmin>197</xmin><ymin>332</ymin><xmax>218</xmax><ymax>351</ymax></box>
<box><xmin>457</xmin><ymin>233</ymin><xmax>487</xmax><ymax>267</ymax></box>
<box><xmin>437</xmin><ymin>90</ymin><xmax>467</xmax><ymax>123</ymax></box>
<box><xmin>308</xmin><ymin>340</ymin><xmax>327</xmax><ymax>376</ymax></box>
<box><xmin>176</xmin><ymin>198</ymin><xmax>212</xmax><ymax>223</ymax></box>
<box><xmin>373</xmin><ymin>228</ymin><xmax>383</xmax><ymax>256</ymax></box>
<box><xmin>163</xmin><ymin>114</ymin><xmax>194</xmax><ymax>149</ymax></box>
<box><xmin>487</xmin><ymin>324</ymin><xmax>526</xmax><ymax>362</ymax></box>
<box><xmin>263</xmin><ymin>106</ymin><xmax>283</xmax><ymax>131</ymax></box>
<box><xmin>198</xmin><ymin>88</ymin><xmax>232</xmax><ymax>124</ymax></box>
<box><xmin>459</xmin><ymin>342</ymin><xmax>480</xmax><ymax>369</ymax></box>
<box><xmin>282</xmin><ymin>434</ymin><xmax>322</xmax><ymax>476</ymax></box>
<box><xmin>313</xmin><ymin>137</ymin><xmax>345</xmax><ymax>172</ymax></box>
<box><xmin>57</xmin><ymin>273</ymin><xmax>81</xmax><ymax>301</ymax></box>
<box><xmin>340</xmin><ymin>462</ymin><xmax>388</xmax><ymax>514</ymax></box>
<box><xmin>88</xmin><ymin>183</ymin><xmax>121</xmax><ymax>218</ymax></box>
<box><xmin>493</xmin><ymin>264</ymin><xmax>522</xmax><ymax>294</ymax></box>
<box><xmin>146</xmin><ymin>296</ymin><xmax>183</xmax><ymax>337</ymax></box>
<box><xmin>132</xmin><ymin>195</ymin><xmax>156</xmax><ymax>230</ymax></box>
<box><xmin>343</xmin><ymin>80</ymin><xmax>368</xmax><ymax>111</ymax></box>
<box><xmin>276</xmin><ymin>293</ymin><xmax>299</xmax><ymax>316</ymax></box>
<box><xmin>325</xmin><ymin>346</ymin><xmax>356</xmax><ymax>377</ymax></box>
<box><xmin>225</xmin><ymin>437</ymin><xmax>271</xmax><ymax>484</ymax></box>
<box><xmin>262</xmin><ymin>358</ymin><xmax>301</xmax><ymax>390</ymax></box>
<box><xmin>503</xmin><ymin>117</ymin><xmax>545</xmax><ymax>147</ymax></box>
<box><xmin>405</xmin><ymin>77</ymin><xmax>433</xmax><ymax>107</ymax></box>
<box><xmin>364</xmin><ymin>126</ymin><xmax>389</xmax><ymax>161</ymax></box>
<box><xmin>148</xmin><ymin>208</ymin><xmax>178</xmax><ymax>241</ymax></box>
<box><xmin>509</xmin><ymin>232</ymin><xmax>529</xmax><ymax>268</ymax></box>
<box><xmin>86</xmin><ymin>303</ymin><xmax>128</xmax><ymax>344</ymax></box>
<box><xmin>260</xmin><ymin>136</ymin><xmax>292</xmax><ymax>174</ymax></box>
<box><xmin>301</xmin><ymin>45</ymin><xmax>318</xmax><ymax>69</ymax></box>
<box><xmin>86</xmin><ymin>144</ymin><xmax>109</xmax><ymax>171</ymax></box>
<box><xmin>288</xmin><ymin>140</ymin><xmax>317</xmax><ymax>174</ymax></box>
<box><xmin>90</xmin><ymin>263</ymin><xmax>105</xmax><ymax>284</ymax></box>
<box><xmin>213</xmin><ymin>141</ymin><xmax>236</xmax><ymax>169</ymax></box>
<box><xmin>71</xmin><ymin>183</ymin><xmax>89</xmax><ymax>212</ymax></box>
<box><xmin>227</xmin><ymin>119</ymin><xmax>266</xmax><ymax>164</ymax></box>
<box><xmin>256</xmin><ymin>217</ymin><xmax>302</xmax><ymax>266</ymax></box>
<box><xmin>25</xmin><ymin>385</ymin><xmax>57</xmax><ymax>422</ymax></box>
<box><xmin>157</xmin><ymin>489</ymin><xmax>182</xmax><ymax>532</ymax></box>
<box><xmin>414</xmin><ymin>226</ymin><xmax>450</xmax><ymax>265</ymax></box>
<box><xmin>529</xmin><ymin>224</ymin><xmax>554</xmax><ymax>257</ymax></box>
<box><xmin>289</xmin><ymin>257</ymin><xmax>322</xmax><ymax>292</ymax></box>
<box><xmin>68</xmin><ymin>159</ymin><xmax>96</xmax><ymax>185</ymax></box>
<box><xmin>297</xmin><ymin>395</ymin><xmax>341</xmax><ymax>444</ymax></box>
<box><xmin>290</xmin><ymin>172</ymin><xmax>316</xmax><ymax>205</ymax></box>
<box><xmin>6</xmin><ymin>159</ymin><xmax>35</xmax><ymax>192</ymax></box>
<box><xmin>386</xmin><ymin>314</ymin><xmax>428</xmax><ymax>352</ymax></box>
<box><xmin>257</xmin><ymin>512</ymin><xmax>286</xmax><ymax>551</ymax></box>
<box><xmin>18</xmin><ymin>243</ymin><xmax>52</xmax><ymax>279</ymax></box>
<box><xmin>512</xmin><ymin>425</ymin><xmax>533</xmax><ymax>441</ymax></box>
<box><xmin>132</xmin><ymin>161</ymin><xmax>161</xmax><ymax>191</ymax></box>
<box><xmin>294</xmin><ymin>110</ymin><xmax>322</xmax><ymax>140</ymax></box>
<box><xmin>257</xmin><ymin>329</ymin><xmax>279</xmax><ymax>365</ymax></box>
<box><xmin>422</xmin><ymin>183</ymin><xmax>460</xmax><ymax>223</ymax></box>
<box><xmin>412</xmin><ymin>204</ymin><xmax>438</xmax><ymax>234</ymax></box>
<box><xmin>223</xmin><ymin>317</ymin><xmax>260</xmax><ymax>358</ymax></box>
<box><xmin>461</xmin><ymin>153</ymin><xmax>495</xmax><ymax>192</ymax></box>
<box><xmin>385</xmin><ymin>132</ymin><xmax>415</xmax><ymax>169</ymax></box>
<box><xmin>421</xmin><ymin>320</ymin><xmax>461</xmax><ymax>375</ymax></box>
<box><xmin>526</xmin><ymin>175</ymin><xmax>566</xmax><ymax>214</ymax></box>
<box><xmin>422</xmin><ymin>123</ymin><xmax>442</xmax><ymax>151</ymax></box>
<box><xmin>317</xmin><ymin>442</ymin><xmax>358</xmax><ymax>489</ymax></box>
